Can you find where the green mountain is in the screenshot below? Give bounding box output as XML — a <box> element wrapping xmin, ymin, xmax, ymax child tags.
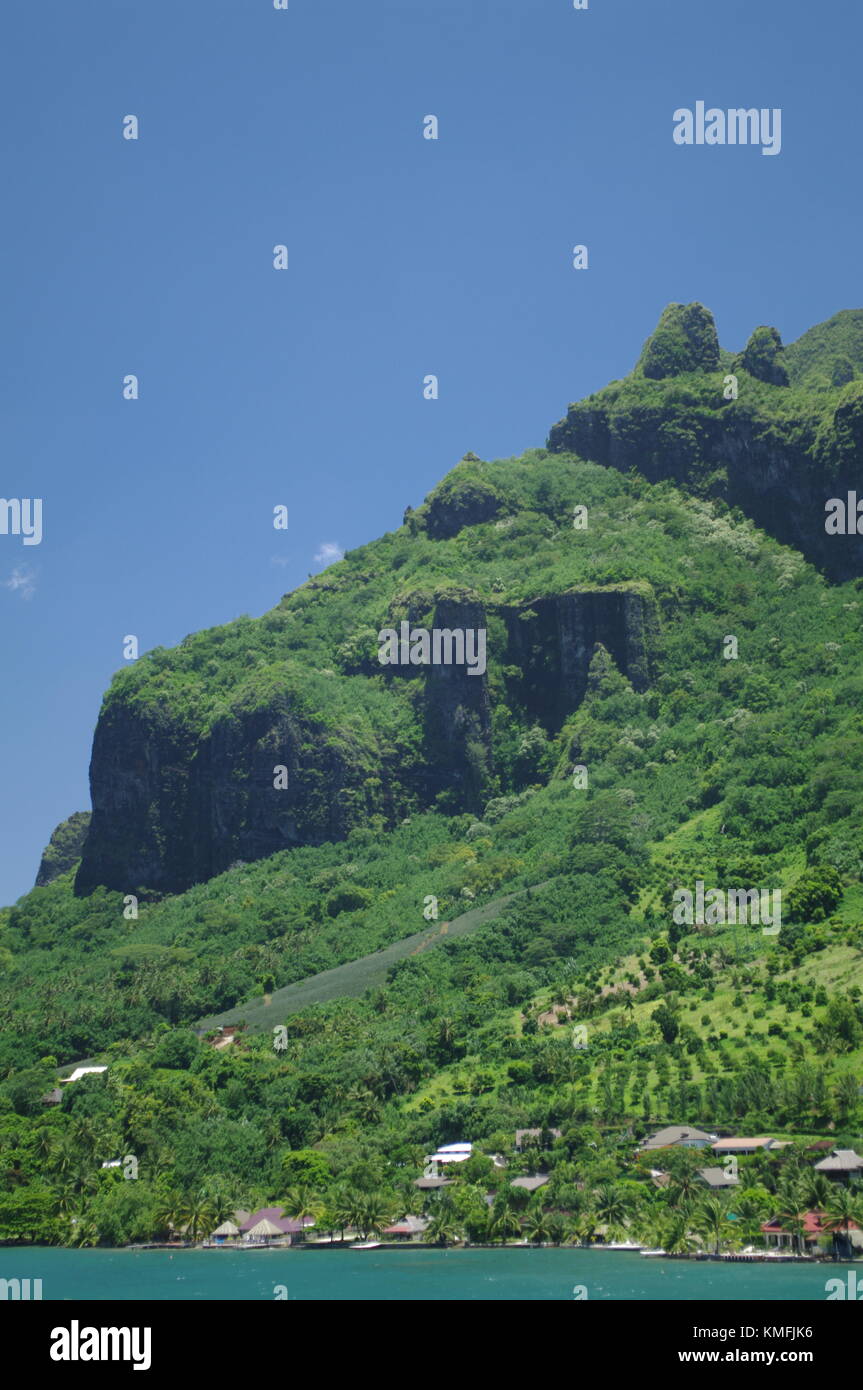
<box><xmin>1</xmin><ymin>303</ymin><xmax>861</xmax><ymax>1251</ymax></box>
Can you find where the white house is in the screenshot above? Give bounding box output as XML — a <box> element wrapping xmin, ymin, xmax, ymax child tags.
<box><xmin>60</xmin><ymin>1066</ymin><xmax>108</xmax><ymax>1085</ymax></box>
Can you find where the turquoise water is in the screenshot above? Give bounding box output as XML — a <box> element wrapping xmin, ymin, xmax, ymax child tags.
<box><xmin>2</xmin><ymin>1247</ymin><xmax>856</xmax><ymax>1300</ymax></box>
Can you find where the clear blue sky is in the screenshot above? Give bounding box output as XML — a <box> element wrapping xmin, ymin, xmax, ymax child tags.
<box><xmin>1</xmin><ymin>0</ymin><xmax>860</xmax><ymax>905</ymax></box>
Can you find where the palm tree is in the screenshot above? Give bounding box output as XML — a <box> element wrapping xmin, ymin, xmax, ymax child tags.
<box><xmin>176</xmin><ymin>1190</ymin><xmax>216</xmax><ymax>1243</ymax></box>
<box><xmin>592</xmin><ymin>1182</ymin><xmax>634</xmax><ymax>1240</ymax></box>
<box><xmin>489</xmin><ymin>1206</ymin><xmax>522</xmax><ymax>1244</ymax></box>
<box><xmin>282</xmin><ymin>1186</ymin><xmax>324</xmax><ymax>1241</ymax></box>
<box><xmin>800</xmin><ymin>1172</ymin><xmax>832</xmax><ymax>1211</ymax></box>
<box><xmin>33</xmin><ymin>1126</ymin><xmax>56</xmax><ymax>1163</ymax></box>
<box><xmin>524</xmin><ymin>1209</ymin><xmax>553</xmax><ymax>1245</ymax></box>
<box><xmin>66</xmin><ymin>1209</ymin><xmax>99</xmax><ymax>1249</ymax></box>
<box><xmin>567</xmin><ymin>1193</ymin><xmax>598</xmax><ymax>1247</ymax></box>
<box><xmin>662</xmin><ymin>1215</ymin><xmax>699</xmax><ymax>1255</ymax></box>
<box><xmin>821</xmin><ymin>1187</ymin><xmax>860</xmax><ymax>1261</ymax></box>
<box><xmin>545</xmin><ymin>1212</ymin><xmax>569</xmax><ymax>1246</ymax></box>
<box><xmin>354</xmin><ymin>1193</ymin><xmax>392</xmax><ymax>1241</ymax></box>
<box><xmin>666</xmin><ymin>1167</ymin><xmax>701</xmax><ymax>1207</ymax></box>
<box><xmin>732</xmin><ymin>1193</ymin><xmax>770</xmax><ymax>1250</ymax></box>
<box><xmin>426</xmin><ymin>1211</ymin><xmax>463</xmax><ymax>1247</ymax></box>
<box><xmin>775</xmin><ymin>1194</ymin><xmax>809</xmax><ymax>1256</ymax></box>
<box><xmin>329</xmin><ymin>1187</ymin><xmax>355</xmax><ymax>1243</ymax></box>
<box><xmin>154</xmin><ymin>1190</ymin><xmax>186</xmax><ymax>1242</ymax></box>
<box><xmin>696</xmin><ymin>1195</ymin><xmax>732</xmax><ymax>1256</ymax></box>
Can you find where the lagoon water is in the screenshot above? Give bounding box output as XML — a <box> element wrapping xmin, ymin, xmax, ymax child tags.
<box><xmin>3</xmin><ymin>1247</ymin><xmax>854</xmax><ymax>1301</ymax></box>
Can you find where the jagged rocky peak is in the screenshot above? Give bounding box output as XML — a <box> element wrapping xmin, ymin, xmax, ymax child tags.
<box><xmin>738</xmin><ymin>325</ymin><xmax>788</xmax><ymax>386</ymax></box>
<box><xmin>636</xmin><ymin>302</ymin><xmax>720</xmax><ymax>379</ymax></box>
<box><xmin>35</xmin><ymin>811</ymin><xmax>91</xmax><ymax>887</ymax></box>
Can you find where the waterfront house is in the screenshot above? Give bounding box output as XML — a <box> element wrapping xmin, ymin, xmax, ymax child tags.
<box><xmin>382</xmin><ymin>1215</ymin><xmax>429</xmax><ymax>1241</ymax></box>
<box><xmin>239</xmin><ymin>1207</ymin><xmax>315</xmax><ymax>1244</ymax></box>
<box><xmin>210</xmin><ymin>1220</ymin><xmax>240</xmax><ymax>1244</ymax></box>
<box><xmin>761</xmin><ymin>1211</ymin><xmax>862</xmax><ymax>1253</ymax></box>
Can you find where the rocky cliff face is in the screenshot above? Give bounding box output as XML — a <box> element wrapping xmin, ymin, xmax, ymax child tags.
<box><xmin>550</xmin><ymin>395</ymin><xmax>863</xmax><ymax>580</ymax></box>
<box><xmin>548</xmin><ymin>303</ymin><xmax>863</xmax><ymax>581</ymax></box>
<box><xmin>74</xmin><ymin>584</ymin><xmax>657</xmax><ymax>895</ymax></box>
<box><xmin>499</xmin><ymin>587</ymin><xmax>657</xmax><ymax>732</ymax></box>
<box><xmin>75</xmin><ymin>692</ymin><xmax>413</xmax><ymax>896</ymax></box>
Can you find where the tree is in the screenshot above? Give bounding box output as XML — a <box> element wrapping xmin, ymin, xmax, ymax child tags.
<box><xmin>822</xmin><ymin>1188</ymin><xmax>861</xmax><ymax>1261</ymax></box>
<box><xmin>661</xmin><ymin>1214</ymin><xmax>699</xmax><ymax>1255</ymax></box>
<box><xmin>696</xmin><ymin>1194</ymin><xmax>732</xmax><ymax>1256</ymax></box>
<box><xmin>776</xmin><ymin>1188</ymin><xmax>810</xmax><ymax>1256</ymax></box>
<box><xmin>280</xmin><ymin>1149</ymin><xmax>331</xmax><ymax>1190</ymax></box>
<box><xmin>593</xmin><ymin>1181</ymin><xmax>635</xmax><ymax>1239</ymax></box>
<box><xmin>282</xmin><ymin>1185</ymin><xmax>324</xmax><ymax>1240</ymax></box>
<box><xmin>652</xmin><ymin>1004</ymin><xmax>679</xmax><ymax>1045</ymax></box>
<box><xmin>426</xmin><ymin>1210</ymin><xmax>464</xmax><ymax>1247</ymax></box>
<box><xmin>524</xmin><ymin>1209</ymin><xmax>553</xmax><ymax>1245</ymax></box>
<box><xmin>353</xmin><ymin>1193</ymin><xmax>392</xmax><ymax>1241</ymax></box>
<box><xmin>489</xmin><ymin>1206</ymin><xmax>522</xmax><ymax>1244</ymax></box>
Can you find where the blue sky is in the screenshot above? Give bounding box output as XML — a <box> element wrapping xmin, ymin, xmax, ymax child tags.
<box><xmin>1</xmin><ymin>0</ymin><xmax>860</xmax><ymax>905</ymax></box>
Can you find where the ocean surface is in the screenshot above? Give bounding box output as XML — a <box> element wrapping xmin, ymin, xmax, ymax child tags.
<box><xmin>3</xmin><ymin>1247</ymin><xmax>856</xmax><ymax>1301</ymax></box>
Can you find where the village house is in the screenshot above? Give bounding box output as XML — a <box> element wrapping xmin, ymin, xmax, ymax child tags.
<box><xmin>510</xmin><ymin>1174</ymin><xmax>550</xmax><ymax>1193</ymax></box>
<box><xmin>43</xmin><ymin>1068</ymin><xmax>108</xmax><ymax>1103</ymax></box>
<box><xmin>813</xmin><ymin>1148</ymin><xmax>863</xmax><ymax>1183</ymax></box>
<box><xmin>711</xmin><ymin>1136</ymin><xmax>782</xmax><ymax>1156</ymax></box>
<box><xmin>382</xmin><ymin>1215</ymin><xmax>429</xmax><ymax>1242</ymax></box>
<box><xmin>60</xmin><ymin>1066</ymin><xmax>107</xmax><ymax>1085</ymax></box>
<box><xmin>761</xmin><ymin>1211</ymin><xmax>863</xmax><ymax>1254</ymax></box>
<box><xmin>697</xmin><ymin>1167</ymin><xmax>739</xmax><ymax>1190</ymax></box>
<box><xmin>637</xmin><ymin>1125</ymin><xmax>716</xmax><ymax>1153</ymax></box>
<box><xmin>236</xmin><ymin>1207</ymin><xmax>315</xmax><ymax>1245</ymax></box>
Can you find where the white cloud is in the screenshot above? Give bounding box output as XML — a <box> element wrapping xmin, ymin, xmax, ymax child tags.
<box><xmin>313</xmin><ymin>541</ymin><xmax>344</xmax><ymax>569</ymax></box>
<box><xmin>4</xmin><ymin>565</ymin><xmax>36</xmax><ymax>600</ymax></box>
<box><xmin>270</xmin><ymin>554</ymin><xmax>292</xmax><ymax>567</ymax></box>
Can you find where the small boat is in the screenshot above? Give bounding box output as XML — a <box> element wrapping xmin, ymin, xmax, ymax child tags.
<box><xmin>640</xmin><ymin>1248</ymin><xmax>666</xmax><ymax>1258</ymax></box>
<box><xmin>352</xmin><ymin>1240</ymin><xmax>381</xmax><ymax>1250</ymax></box>
<box><xmin>593</xmin><ymin>1241</ymin><xmax>643</xmax><ymax>1251</ymax></box>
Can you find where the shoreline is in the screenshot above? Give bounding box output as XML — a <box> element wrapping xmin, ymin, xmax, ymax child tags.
<box><xmin>6</xmin><ymin>1240</ymin><xmax>858</xmax><ymax>1263</ymax></box>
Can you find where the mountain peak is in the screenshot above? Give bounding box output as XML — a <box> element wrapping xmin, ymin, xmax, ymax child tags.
<box><xmin>636</xmin><ymin>301</ymin><xmax>720</xmax><ymax>379</ymax></box>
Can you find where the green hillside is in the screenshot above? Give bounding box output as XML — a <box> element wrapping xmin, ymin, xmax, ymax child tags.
<box><xmin>1</xmin><ymin>302</ymin><xmax>861</xmax><ymax>1253</ymax></box>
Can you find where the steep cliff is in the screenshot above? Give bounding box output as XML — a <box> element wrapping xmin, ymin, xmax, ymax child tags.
<box><xmin>34</xmin><ymin>812</ymin><xmax>91</xmax><ymax>887</ymax></box>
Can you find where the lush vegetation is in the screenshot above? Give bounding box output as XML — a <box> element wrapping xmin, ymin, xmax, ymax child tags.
<box><xmin>1</xmin><ymin>303</ymin><xmax>862</xmax><ymax>1250</ymax></box>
